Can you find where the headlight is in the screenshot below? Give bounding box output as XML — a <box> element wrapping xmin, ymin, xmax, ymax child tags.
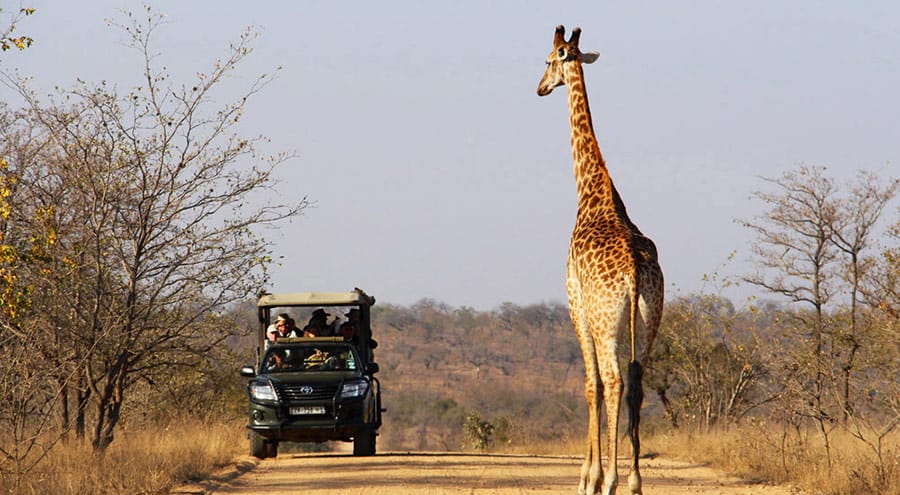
<box><xmin>340</xmin><ymin>380</ymin><xmax>368</xmax><ymax>399</ymax></box>
<box><xmin>249</xmin><ymin>381</ymin><xmax>278</xmax><ymax>402</ymax></box>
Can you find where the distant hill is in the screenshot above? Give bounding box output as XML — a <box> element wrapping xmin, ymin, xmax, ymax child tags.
<box><xmin>369</xmin><ymin>300</ymin><xmax>589</xmax><ymax>450</ymax></box>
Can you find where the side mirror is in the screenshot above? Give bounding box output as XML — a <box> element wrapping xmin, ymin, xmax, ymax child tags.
<box><xmin>239</xmin><ymin>366</ymin><xmax>256</xmax><ymax>377</ymax></box>
<box><xmin>366</xmin><ymin>362</ymin><xmax>379</xmax><ymax>375</ymax></box>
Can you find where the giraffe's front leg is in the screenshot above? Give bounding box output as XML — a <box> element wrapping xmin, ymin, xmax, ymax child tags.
<box><xmin>578</xmin><ymin>419</ymin><xmax>591</xmax><ymax>495</ymax></box>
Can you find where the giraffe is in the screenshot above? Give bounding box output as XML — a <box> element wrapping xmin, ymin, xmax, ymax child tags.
<box><xmin>537</xmin><ymin>26</ymin><xmax>664</xmax><ymax>495</ymax></box>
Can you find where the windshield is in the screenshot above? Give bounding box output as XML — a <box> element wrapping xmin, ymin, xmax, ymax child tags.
<box><xmin>261</xmin><ymin>344</ymin><xmax>359</xmax><ymax>373</ymax></box>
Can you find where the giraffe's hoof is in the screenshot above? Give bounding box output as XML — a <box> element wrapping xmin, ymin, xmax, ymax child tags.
<box><xmin>628</xmin><ymin>469</ymin><xmax>642</xmax><ymax>494</ymax></box>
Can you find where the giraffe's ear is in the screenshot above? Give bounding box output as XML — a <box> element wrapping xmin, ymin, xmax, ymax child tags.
<box><xmin>581</xmin><ymin>52</ymin><xmax>600</xmax><ymax>64</ymax></box>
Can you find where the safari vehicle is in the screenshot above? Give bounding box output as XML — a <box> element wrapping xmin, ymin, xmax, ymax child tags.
<box><xmin>240</xmin><ymin>289</ymin><xmax>383</xmax><ymax>458</ymax></box>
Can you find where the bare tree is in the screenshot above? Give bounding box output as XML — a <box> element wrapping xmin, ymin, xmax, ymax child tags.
<box><xmin>740</xmin><ymin>164</ymin><xmax>898</xmax><ymax>466</ymax></box>
<box><xmin>740</xmin><ymin>165</ymin><xmax>843</xmax><ymax>463</ymax></box>
<box><xmin>6</xmin><ymin>7</ymin><xmax>307</xmax><ymax>453</ymax></box>
<box><xmin>828</xmin><ymin>171</ymin><xmax>899</xmax><ymax>420</ymax></box>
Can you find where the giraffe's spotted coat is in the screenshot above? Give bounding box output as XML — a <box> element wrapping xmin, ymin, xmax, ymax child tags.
<box><xmin>537</xmin><ymin>25</ymin><xmax>664</xmax><ymax>495</ymax></box>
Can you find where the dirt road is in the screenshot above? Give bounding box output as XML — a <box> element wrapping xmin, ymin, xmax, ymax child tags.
<box><xmin>176</xmin><ymin>451</ymin><xmax>794</xmax><ymax>495</ymax></box>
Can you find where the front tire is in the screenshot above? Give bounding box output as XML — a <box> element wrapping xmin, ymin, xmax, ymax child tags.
<box><xmin>353</xmin><ymin>427</ymin><xmax>376</xmax><ymax>456</ymax></box>
<box><xmin>249</xmin><ymin>430</ymin><xmax>268</xmax><ymax>459</ymax></box>
<box><xmin>264</xmin><ymin>439</ymin><xmax>279</xmax><ymax>458</ymax></box>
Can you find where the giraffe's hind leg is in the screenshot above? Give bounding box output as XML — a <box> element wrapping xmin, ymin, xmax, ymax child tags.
<box><xmin>600</xmin><ymin>367</ymin><xmax>622</xmax><ymax>495</ymax></box>
<box><xmin>578</xmin><ymin>353</ymin><xmax>603</xmax><ymax>494</ymax></box>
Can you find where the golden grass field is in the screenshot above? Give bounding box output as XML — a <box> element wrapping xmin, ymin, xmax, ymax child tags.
<box><xmin>647</xmin><ymin>426</ymin><xmax>899</xmax><ymax>495</ymax></box>
<box><xmin>2</xmin><ymin>419</ymin><xmax>896</xmax><ymax>494</ymax></box>
<box><xmin>1</xmin><ymin>421</ymin><xmax>246</xmax><ymax>495</ymax></box>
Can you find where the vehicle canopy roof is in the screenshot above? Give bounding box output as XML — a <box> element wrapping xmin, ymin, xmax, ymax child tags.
<box><xmin>257</xmin><ymin>290</ymin><xmax>375</xmax><ymax>309</ymax></box>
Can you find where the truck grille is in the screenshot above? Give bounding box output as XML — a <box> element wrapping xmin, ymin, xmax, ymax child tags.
<box><xmin>276</xmin><ymin>383</ymin><xmax>338</xmax><ymax>402</ymax></box>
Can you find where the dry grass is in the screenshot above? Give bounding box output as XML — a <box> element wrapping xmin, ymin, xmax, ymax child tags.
<box><xmin>643</xmin><ymin>425</ymin><xmax>899</xmax><ymax>495</ymax></box>
<box><xmin>493</xmin><ymin>421</ymin><xmax>898</xmax><ymax>495</ymax></box>
<box><xmin>6</xmin><ymin>416</ymin><xmax>895</xmax><ymax>495</ymax></box>
<box><xmin>0</xmin><ymin>419</ymin><xmax>246</xmax><ymax>495</ymax></box>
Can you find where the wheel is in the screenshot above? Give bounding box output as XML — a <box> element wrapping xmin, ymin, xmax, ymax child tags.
<box><xmin>353</xmin><ymin>427</ymin><xmax>376</xmax><ymax>456</ymax></box>
<box><xmin>249</xmin><ymin>430</ymin><xmax>268</xmax><ymax>459</ymax></box>
<box><xmin>264</xmin><ymin>439</ymin><xmax>279</xmax><ymax>458</ymax></box>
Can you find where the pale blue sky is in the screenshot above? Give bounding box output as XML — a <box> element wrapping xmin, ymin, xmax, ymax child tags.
<box><xmin>3</xmin><ymin>1</ymin><xmax>898</xmax><ymax>309</ymax></box>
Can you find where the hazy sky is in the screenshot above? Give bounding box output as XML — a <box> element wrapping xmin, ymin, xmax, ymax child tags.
<box><xmin>3</xmin><ymin>1</ymin><xmax>898</xmax><ymax>309</ymax></box>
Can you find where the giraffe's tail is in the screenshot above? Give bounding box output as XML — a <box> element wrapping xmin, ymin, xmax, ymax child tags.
<box><xmin>625</xmin><ymin>360</ymin><xmax>643</xmax><ymax>443</ymax></box>
<box><xmin>628</xmin><ymin>273</ymin><xmax>639</xmax><ymax>364</ymax></box>
<box><xmin>626</xmin><ymin>273</ymin><xmax>643</xmax><ymax>444</ymax></box>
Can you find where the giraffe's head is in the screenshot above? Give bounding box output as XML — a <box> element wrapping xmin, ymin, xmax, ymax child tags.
<box><xmin>537</xmin><ymin>25</ymin><xmax>599</xmax><ymax>97</ymax></box>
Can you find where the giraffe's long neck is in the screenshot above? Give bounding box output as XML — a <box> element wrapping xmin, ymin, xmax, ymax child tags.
<box><xmin>564</xmin><ymin>62</ymin><xmax>631</xmax><ymax>225</ymax></box>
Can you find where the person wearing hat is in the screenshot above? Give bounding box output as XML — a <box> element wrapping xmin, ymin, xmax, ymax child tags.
<box><xmin>339</xmin><ymin>308</ymin><xmax>360</xmax><ymax>341</ymax></box>
<box><xmin>267</xmin><ymin>313</ymin><xmax>300</xmax><ymax>344</ymax></box>
<box><xmin>302</xmin><ymin>308</ymin><xmax>336</xmax><ymax>337</ymax></box>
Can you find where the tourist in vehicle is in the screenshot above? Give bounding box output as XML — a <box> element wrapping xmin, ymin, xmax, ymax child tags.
<box><xmin>302</xmin><ymin>308</ymin><xmax>336</xmax><ymax>337</ymax></box>
<box><xmin>339</xmin><ymin>308</ymin><xmax>360</xmax><ymax>341</ymax></box>
<box><xmin>264</xmin><ymin>348</ymin><xmax>288</xmax><ymax>371</ymax></box>
<box><xmin>337</xmin><ymin>308</ymin><xmax>377</xmax><ymax>363</ymax></box>
<box><xmin>279</xmin><ymin>315</ymin><xmax>301</xmax><ymax>338</ymax></box>
<box><xmin>267</xmin><ymin>313</ymin><xmax>299</xmax><ymax>344</ymax></box>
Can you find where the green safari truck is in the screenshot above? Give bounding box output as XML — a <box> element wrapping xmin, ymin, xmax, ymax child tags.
<box><xmin>239</xmin><ymin>289</ymin><xmax>383</xmax><ymax>457</ymax></box>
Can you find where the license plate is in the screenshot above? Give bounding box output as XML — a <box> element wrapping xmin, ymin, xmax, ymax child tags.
<box><xmin>290</xmin><ymin>406</ymin><xmax>325</xmax><ymax>415</ymax></box>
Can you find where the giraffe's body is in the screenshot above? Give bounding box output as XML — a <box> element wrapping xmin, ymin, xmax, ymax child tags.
<box><xmin>537</xmin><ymin>26</ymin><xmax>664</xmax><ymax>495</ymax></box>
